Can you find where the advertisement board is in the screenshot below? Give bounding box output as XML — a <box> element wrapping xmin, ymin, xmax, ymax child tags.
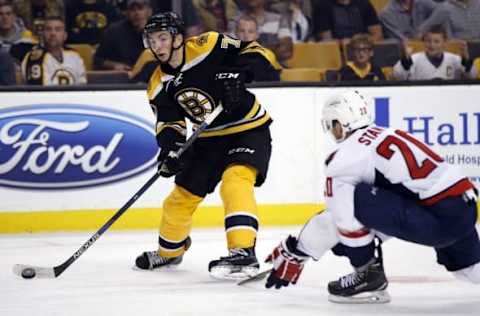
<box><xmin>0</xmin><ymin>85</ymin><xmax>478</xmax><ymax>232</ymax></box>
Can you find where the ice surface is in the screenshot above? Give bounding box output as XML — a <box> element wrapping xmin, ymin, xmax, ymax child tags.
<box><xmin>2</xmin><ymin>227</ymin><xmax>479</xmax><ymax>316</ymax></box>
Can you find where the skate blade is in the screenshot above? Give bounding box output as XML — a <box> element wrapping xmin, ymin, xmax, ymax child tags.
<box><xmin>328</xmin><ymin>290</ymin><xmax>391</xmax><ymax>304</ymax></box>
<box><xmin>209</xmin><ymin>266</ymin><xmax>259</xmax><ymax>281</ymax></box>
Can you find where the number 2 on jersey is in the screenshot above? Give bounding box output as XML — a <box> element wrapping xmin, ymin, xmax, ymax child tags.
<box><xmin>376</xmin><ymin>130</ymin><xmax>444</xmax><ymax>180</ymax></box>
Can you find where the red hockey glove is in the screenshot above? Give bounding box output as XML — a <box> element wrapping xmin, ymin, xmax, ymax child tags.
<box><xmin>265</xmin><ymin>235</ymin><xmax>310</xmax><ymax>289</ymax></box>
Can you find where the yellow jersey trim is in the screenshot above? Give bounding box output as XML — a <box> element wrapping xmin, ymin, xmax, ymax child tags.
<box><xmin>182</xmin><ymin>32</ymin><xmax>219</xmax><ymax>71</ymax></box>
<box><xmin>147</xmin><ymin>66</ymin><xmax>173</xmax><ymax>100</ymax></box>
<box><xmin>199</xmin><ymin>111</ymin><xmax>270</xmax><ymax>137</ymax></box>
<box><xmin>347</xmin><ymin>61</ymin><xmax>372</xmax><ymax>79</ymax></box>
<box><xmin>240</xmin><ymin>42</ymin><xmax>282</xmax><ymax>70</ymax></box>
<box><xmin>157</xmin><ymin>120</ymin><xmax>187</xmax><ymax>136</ymax></box>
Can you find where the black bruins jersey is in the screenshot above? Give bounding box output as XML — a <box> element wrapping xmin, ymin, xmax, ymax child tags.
<box><xmin>147</xmin><ymin>32</ymin><xmax>277</xmax><ymax>148</ymax></box>
<box><xmin>338</xmin><ymin>62</ymin><xmax>385</xmax><ymax>81</ymax></box>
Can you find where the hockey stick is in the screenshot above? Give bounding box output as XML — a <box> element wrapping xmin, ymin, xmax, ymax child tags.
<box><xmin>237</xmin><ymin>268</ymin><xmax>272</xmax><ymax>286</ymax></box>
<box><xmin>13</xmin><ymin>105</ymin><xmax>224</xmax><ymax>279</ymax></box>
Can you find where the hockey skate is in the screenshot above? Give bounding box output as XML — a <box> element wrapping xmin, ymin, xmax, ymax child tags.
<box><xmin>327</xmin><ymin>259</ymin><xmax>390</xmax><ymax>304</ymax></box>
<box><xmin>135</xmin><ymin>237</ymin><xmax>191</xmax><ymax>270</ymax></box>
<box><xmin>208</xmin><ymin>247</ymin><xmax>260</xmax><ymax>281</ymax></box>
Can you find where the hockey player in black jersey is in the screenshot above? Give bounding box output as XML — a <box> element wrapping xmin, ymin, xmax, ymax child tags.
<box><xmin>134</xmin><ymin>12</ymin><xmax>278</xmax><ymax>280</ymax></box>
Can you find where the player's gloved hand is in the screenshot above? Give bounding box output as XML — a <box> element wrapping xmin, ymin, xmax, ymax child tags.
<box><xmin>215</xmin><ymin>68</ymin><xmax>247</xmax><ymax>114</ymax></box>
<box><xmin>157</xmin><ymin>143</ymin><xmax>184</xmax><ymax>178</ymax></box>
<box><xmin>265</xmin><ymin>235</ymin><xmax>310</xmax><ymax>289</ymax></box>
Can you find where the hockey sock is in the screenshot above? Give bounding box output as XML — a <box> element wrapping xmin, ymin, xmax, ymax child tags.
<box><xmin>220</xmin><ymin>164</ymin><xmax>258</xmax><ymax>249</ymax></box>
<box><xmin>159</xmin><ymin>185</ymin><xmax>203</xmax><ymax>257</ymax></box>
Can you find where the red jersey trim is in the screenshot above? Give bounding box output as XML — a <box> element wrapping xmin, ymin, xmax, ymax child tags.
<box><xmin>338</xmin><ymin>228</ymin><xmax>371</xmax><ymax>238</ymax></box>
<box><xmin>420</xmin><ymin>178</ymin><xmax>474</xmax><ymax>206</ymax></box>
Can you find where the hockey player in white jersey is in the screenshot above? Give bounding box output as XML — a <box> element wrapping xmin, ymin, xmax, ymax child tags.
<box><xmin>264</xmin><ymin>90</ymin><xmax>480</xmax><ymax>303</ymax></box>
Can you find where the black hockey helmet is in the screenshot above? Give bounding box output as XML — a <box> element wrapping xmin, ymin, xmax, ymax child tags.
<box><xmin>144</xmin><ymin>12</ymin><xmax>184</xmax><ymax>39</ymax></box>
<box><xmin>143</xmin><ymin>12</ymin><xmax>185</xmax><ymax>62</ymax></box>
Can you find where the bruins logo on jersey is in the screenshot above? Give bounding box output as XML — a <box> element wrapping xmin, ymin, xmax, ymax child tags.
<box><xmin>74</xmin><ymin>12</ymin><xmax>108</xmax><ymax>30</ymax></box>
<box><xmin>51</xmin><ymin>69</ymin><xmax>76</xmax><ymax>85</ymax></box>
<box><xmin>195</xmin><ymin>33</ymin><xmax>209</xmax><ymax>46</ymax></box>
<box><xmin>175</xmin><ymin>88</ymin><xmax>215</xmax><ymax>122</ymax></box>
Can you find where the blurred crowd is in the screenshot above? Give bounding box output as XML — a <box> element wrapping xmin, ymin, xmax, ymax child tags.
<box><xmin>0</xmin><ymin>0</ymin><xmax>479</xmax><ymax>86</ymax></box>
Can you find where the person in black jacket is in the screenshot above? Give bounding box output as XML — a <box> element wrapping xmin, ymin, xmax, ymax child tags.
<box><xmin>94</xmin><ymin>0</ymin><xmax>151</xmax><ymax>70</ymax></box>
<box><xmin>0</xmin><ymin>48</ymin><xmax>16</xmax><ymax>85</ymax></box>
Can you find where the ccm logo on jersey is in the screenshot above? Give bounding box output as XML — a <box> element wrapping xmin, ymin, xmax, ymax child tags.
<box><xmin>0</xmin><ymin>104</ymin><xmax>158</xmax><ymax>189</ymax></box>
<box><xmin>228</xmin><ymin>147</ymin><xmax>255</xmax><ymax>155</ymax></box>
<box><xmin>216</xmin><ymin>73</ymin><xmax>240</xmax><ymax>80</ymax></box>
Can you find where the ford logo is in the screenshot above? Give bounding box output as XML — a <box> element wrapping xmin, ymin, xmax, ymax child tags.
<box><xmin>0</xmin><ymin>104</ymin><xmax>158</xmax><ymax>189</ymax></box>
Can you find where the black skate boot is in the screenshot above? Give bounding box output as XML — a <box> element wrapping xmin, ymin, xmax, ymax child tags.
<box><xmin>208</xmin><ymin>247</ymin><xmax>260</xmax><ymax>280</ymax></box>
<box><xmin>327</xmin><ymin>259</ymin><xmax>390</xmax><ymax>303</ymax></box>
<box><xmin>328</xmin><ymin>239</ymin><xmax>390</xmax><ymax>303</ymax></box>
<box><xmin>135</xmin><ymin>236</ymin><xmax>191</xmax><ymax>270</ymax></box>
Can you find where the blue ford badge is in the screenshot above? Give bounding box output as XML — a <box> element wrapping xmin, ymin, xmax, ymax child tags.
<box><xmin>0</xmin><ymin>104</ymin><xmax>158</xmax><ymax>189</ymax></box>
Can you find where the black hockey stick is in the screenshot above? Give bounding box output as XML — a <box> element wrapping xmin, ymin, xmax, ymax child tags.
<box><xmin>13</xmin><ymin>105</ymin><xmax>224</xmax><ymax>279</ymax></box>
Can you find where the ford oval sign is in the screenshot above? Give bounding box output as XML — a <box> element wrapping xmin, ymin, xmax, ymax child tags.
<box><xmin>0</xmin><ymin>104</ymin><xmax>158</xmax><ymax>189</ymax></box>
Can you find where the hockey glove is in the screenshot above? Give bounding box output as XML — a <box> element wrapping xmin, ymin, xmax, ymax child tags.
<box><xmin>215</xmin><ymin>68</ymin><xmax>246</xmax><ymax>114</ymax></box>
<box><xmin>265</xmin><ymin>235</ymin><xmax>310</xmax><ymax>289</ymax></box>
<box><xmin>157</xmin><ymin>143</ymin><xmax>184</xmax><ymax>178</ymax></box>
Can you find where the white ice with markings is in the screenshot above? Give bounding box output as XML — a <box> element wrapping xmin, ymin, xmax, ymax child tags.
<box><xmin>2</xmin><ymin>227</ymin><xmax>479</xmax><ymax>315</ymax></box>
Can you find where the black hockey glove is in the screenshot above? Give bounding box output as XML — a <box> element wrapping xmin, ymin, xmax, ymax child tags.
<box><xmin>157</xmin><ymin>143</ymin><xmax>184</xmax><ymax>178</ymax></box>
<box><xmin>215</xmin><ymin>68</ymin><xmax>248</xmax><ymax>114</ymax></box>
<box><xmin>265</xmin><ymin>235</ymin><xmax>310</xmax><ymax>289</ymax></box>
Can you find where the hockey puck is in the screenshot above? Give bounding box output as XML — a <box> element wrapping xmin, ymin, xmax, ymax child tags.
<box><xmin>21</xmin><ymin>268</ymin><xmax>36</xmax><ymax>279</ymax></box>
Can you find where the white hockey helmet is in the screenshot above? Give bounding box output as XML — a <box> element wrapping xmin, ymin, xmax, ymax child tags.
<box><xmin>321</xmin><ymin>90</ymin><xmax>373</xmax><ymax>142</ymax></box>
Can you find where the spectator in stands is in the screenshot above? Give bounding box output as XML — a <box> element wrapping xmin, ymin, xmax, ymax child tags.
<box><xmin>235</xmin><ymin>14</ymin><xmax>281</xmax><ymax>81</ymax></box>
<box><xmin>0</xmin><ymin>1</ymin><xmax>36</xmax><ymax>54</ymax></box>
<box><xmin>148</xmin><ymin>0</ymin><xmax>204</xmax><ymax>37</ymax></box>
<box><xmin>393</xmin><ymin>24</ymin><xmax>477</xmax><ymax>80</ymax></box>
<box><xmin>229</xmin><ymin>0</ymin><xmax>293</xmax><ymax>64</ymax></box>
<box><xmin>338</xmin><ymin>33</ymin><xmax>385</xmax><ymax>80</ymax></box>
<box><xmin>380</xmin><ymin>0</ymin><xmax>438</xmax><ymax>40</ymax></box>
<box><xmin>0</xmin><ymin>48</ymin><xmax>16</xmax><ymax>85</ymax></box>
<box><xmin>419</xmin><ymin>0</ymin><xmax>480</xmax><ymax>40</ymax></box>
<box><xmin>193</xmin><ymin>0</ymin><xmax>238</xmax><ymax>33</ymax></box>
<box><xmin>313</xmin><ymin>0</ymin><xmax>383</xmax><ymax>42</ymax></box>
<box><xmin>14</xmin><ymin>0</ymin><xmax>64</xmax><ymax>38</ymax></box>
<box><xmin>65</xmin><ymin>0</ymin><xmax>120</xmax><ymax>45</ymax></box>
<box><xmin>94</xmin><ymin>0</ymin><xmax>152</xmax><ymax>71</ymax></box>
<box><xmin>22</xmin><ymin>16</ymin><xmax>87</xmax><ymax>85</ymax></box>
<box><xmin>271</xmin><ymin>0</ymin><xmax>310</xmax><ymax>43</ymax></box>
<box><xmin>266</xmin><ymin>0</ymin><xmax>311</xmax><ymax>42</ymax></box>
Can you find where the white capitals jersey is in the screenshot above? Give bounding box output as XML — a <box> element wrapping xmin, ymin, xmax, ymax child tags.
<box><xmin>325</xmin><ymin>124</ymin><xmax>474</xmax><ymax>247</ymax></box>
<box><xmin>22</xmin><ymin>47</ymin><xmax>87</xmax><ymax>85</ymax></box>
<box><xmin>393</xmin><ymin>51</ymin><xmax>477</xmax><ymax>80</ymax></box>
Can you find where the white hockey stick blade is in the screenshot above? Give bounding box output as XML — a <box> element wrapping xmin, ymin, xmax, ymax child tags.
<box><xmin>13</xmin><ymin>264</ymin><xmax>56</xmax><ymax>279</ymax></box>
<box><xmin>328</xmin><ymin>290</ymin><xmax>391</xmax><ymax>304</ymax></box>
<box><xmin>237</xmin><ymin>269</ymin><xmax>272</xmax><ymax>286</ymax></box>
